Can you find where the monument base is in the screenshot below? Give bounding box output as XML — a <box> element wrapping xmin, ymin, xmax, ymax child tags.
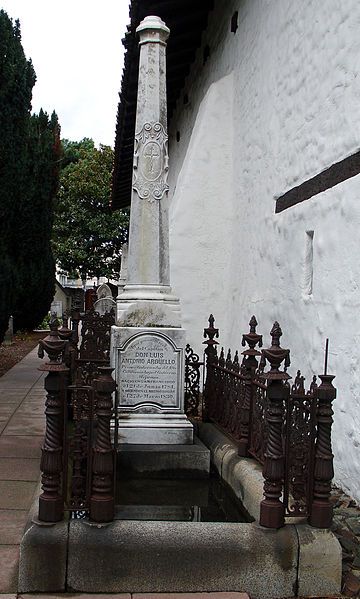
<box><xmin>116</xmin><ymin>414</ymin><xmax>193</xmax><ymax>444</ymax></box>
<box><xmin>116</xmin><ymin>437</ymin><xmax>210</xmax><ymax>478</ymax></box>
<box><xmin>116</xmin><ymin>285</ymin><xmax>181</xmax><ymax>328</ymax></box>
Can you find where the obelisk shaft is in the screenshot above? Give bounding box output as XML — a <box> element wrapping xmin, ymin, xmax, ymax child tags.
<box><xmin>117</xmin><ymin>16</ymin><xmax>181</xmax><ymax>328</ymax></box>
<box><xmin>127</xmin><ymin>16</ymin><xmax>170</xmax><ymax>288</ymax></box>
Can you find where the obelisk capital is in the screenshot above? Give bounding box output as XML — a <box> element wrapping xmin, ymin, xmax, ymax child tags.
<box><xmin>136</xmin><ymin>15</ymin><xmax>170</xmax><ymax>45</ymax></box>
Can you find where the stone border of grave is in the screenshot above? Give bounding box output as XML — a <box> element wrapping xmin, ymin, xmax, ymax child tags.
<box><xmin>19</xmin><ymin>427</ymin><xmax>341</xmax><ymax>598</ymax></box>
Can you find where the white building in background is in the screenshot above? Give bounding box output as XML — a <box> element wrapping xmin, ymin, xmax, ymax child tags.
<box><xmin>112</xmin><ymin>0</ymin><xmax>360</xmax><ymax>501</ymax></box>
<box><xmin>57</xmin><ymin>273</ymin><xmax>115</xmax><ymax>290</ymax></box>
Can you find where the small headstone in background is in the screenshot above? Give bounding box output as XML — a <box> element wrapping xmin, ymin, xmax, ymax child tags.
<box><xmin>94</xmin><ymin>283</ymin><xmax>116</xmax><ymax>315</ymax></box>
<box><xmin>50</xmin><ymin>300</ymin><xmax>63</xmax><ymax>317</ymax></box>
<box><xmin>3</xmin><ymin>315</ymin><xmax>14</xmax><ymax>346</ymax></box>
<box><xmin>96</xmin><ymin>283</ymin><xmax>113</xmax><ymax>300</ymax></box>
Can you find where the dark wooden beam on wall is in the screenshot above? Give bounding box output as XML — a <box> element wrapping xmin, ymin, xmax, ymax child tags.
<box><xmin>275</xmin><ymin>150</ymin><xmax>360</xmax><ymax>213</ymax></box>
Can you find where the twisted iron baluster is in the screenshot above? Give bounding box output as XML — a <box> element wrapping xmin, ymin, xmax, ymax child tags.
<box><xmin>309</xmin><ymin>373</ymin><xmax>336</xmax><ymax>528</ymax></box>
<box><xmin>38</xmin><ymin>323</ymin><xmax>68</xmax><ymax>522</ymax></box>
<box><xmin>90</xmin><ymin>366</ymin><xmax>116</xmax><ymax>522</ymax></box>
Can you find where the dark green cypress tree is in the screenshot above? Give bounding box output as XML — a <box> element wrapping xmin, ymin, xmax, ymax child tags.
<box><xmin>0</xmin><ymin>11</ymin><xmax>36</xmax><ymax>341</ymax></box>
<box><xmin>13</xmin><ymin>109</ymin><xmax>61</xmax><ymax>331</ymax></box>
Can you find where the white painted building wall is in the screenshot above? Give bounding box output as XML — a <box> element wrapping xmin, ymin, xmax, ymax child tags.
<box><xmin>167</xmin><ymin>0</ymin><xmax>360</xmax><ymax>500</ymax></box>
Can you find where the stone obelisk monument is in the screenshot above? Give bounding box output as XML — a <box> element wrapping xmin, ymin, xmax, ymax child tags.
<box><xmin>111</xmin><ymin>15</ymin><xmax>193</xmax><ymax>444</ymax></box>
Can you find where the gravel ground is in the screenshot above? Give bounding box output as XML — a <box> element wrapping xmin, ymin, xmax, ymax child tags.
<box><xmin>0</xmin><ymin>331</ymin><xmax>46</xmax><ymax>377</ymax></box>
<box><xmin>331</xmin><ymin>486</ymin><xmax>360</xmax><ymax>597</ymax></box>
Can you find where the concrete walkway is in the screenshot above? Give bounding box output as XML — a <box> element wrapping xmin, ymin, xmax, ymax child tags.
<box><xmin>0</xmin><ymin>347</ymin><xmax>45</xmax><ymax>593</ymax></box>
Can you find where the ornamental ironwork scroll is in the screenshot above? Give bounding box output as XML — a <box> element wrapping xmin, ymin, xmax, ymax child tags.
<box><xmin>64</xmin><ymin>386</ymin><xmax>95</xmax><ymax>515</ymax></box>
<box><xmin>248</xmin><ymin>378</ymin><xmax>267</xmax><ymax>464</ymax></box>
<box><xmin>283</xmin><ymin>371</ymin><xmax>317</xmax><ymax>517</ymax></box>
<box><xmin>133</xmin><ymin>122</ymin><xmax>169</xmax><ymax>201</ymax></box>
<box><xmin>74</xmin><ymin>308</ymin><xmax>115</xmax><ymax>387</ymax></box>
<box><xmin>79</xmin><ymin>308</ymin><xmax>115</xmax><ymax>362</ymax></box>
<box><xmin>184</xmin><ymin>344</ymin><xmax>204</xmax><ymax>417</ymax></box>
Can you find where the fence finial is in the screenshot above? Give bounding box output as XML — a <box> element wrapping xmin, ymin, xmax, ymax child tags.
<box><xmin>270</xmin><ymin>321</ymin><xmax>282</xmax><ymax>347</ymax></box>
<box><xmin>204</xmin><ymin>314</ymin><xmax>219</xmax><ymax>339</ymax></box>
<box><xmin>242</xmin><ymin>315</ymin><xmax>263</xmax><ymax>353</ymax></box>
<box><xmin>249</xmin><ymin>315</ymin><xmax>257</xmax><ymax>334</ymax></box>
<box><xmin>261</xmin><ymin>321</ymin><xmax>291</xmax><ymax>378</ymax></box>
<box><xmin>203</xmin><ymin>314</ymin><xmax>219</xmax><ymax>358</ymax></box>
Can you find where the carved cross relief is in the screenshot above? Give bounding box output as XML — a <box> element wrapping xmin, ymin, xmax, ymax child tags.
<box><xmin>133</xmin><ymin>122</ymin><xmax>169</xmax><ymax>201</ymax></box>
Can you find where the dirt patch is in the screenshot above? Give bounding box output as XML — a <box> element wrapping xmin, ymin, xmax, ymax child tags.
<box><xmin>0</xmin><ymin>331</ymin><xmax>46</xmax><ymax>377</ymax></box>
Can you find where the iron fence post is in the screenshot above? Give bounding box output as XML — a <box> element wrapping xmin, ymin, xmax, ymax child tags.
<box><xmin>58</xmin><ymin>312</ymin><xmax>73</xmax><ymax>367</ymax></box>
<box><xmin>89</xmin><ymin>366</ymin><xmax>116</xmax><ymax>522</ymax></box>
<box><xmin>309</xmin><ymin>373</ymin><xmax>336</xmax><ymax>528</ymax></box>
<box><xmin>71</xmin><ymin>309</ymin><xmax>81</xmax><ymax>346</ymax></box>
<box><xmin>202</xmin><ymin>314</ymin><xmax>219</xmax><ymax>422</ymax></box>
<box><xmin>70</xmin><ymin>309</ymin><xmax>81</xmax><ymax>383</ymax></box>
<box><xmin>259</xmin><ymin>322</ymin><xmax>291</xmax><ymax>529</ymax></box>
<box><xmin>38</xmin><ymin>321</ymin><xmax>68</xmax><ymax>522</ymax></box>
<box><xmin>240</xmin><ymin>316</ymin><xmax>262</xmax><ymax>456</ymax></box>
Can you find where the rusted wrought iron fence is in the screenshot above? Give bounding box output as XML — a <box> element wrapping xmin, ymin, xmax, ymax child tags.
<box><xmin>37</xmin><ymin>308</ymin><xmax>116</xmax><ymax>523</ymax></box>
<box><xmin>200</xmin><ymin>313</ymin><xmax>336</xmax><ymax>529</ymax></box>
<box><xmin>37</xmin><ymin>305</ymin><xmax>335</xmax><ymax>531</ymax></box>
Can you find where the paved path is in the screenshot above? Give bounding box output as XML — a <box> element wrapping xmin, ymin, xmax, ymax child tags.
<box><xmin>0</xmin><ymin>347</ymin><xmax>45</xmax><ymax>593</ymax></box>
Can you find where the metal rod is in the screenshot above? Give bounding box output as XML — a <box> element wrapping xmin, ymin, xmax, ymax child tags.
<box><xmin>324</xmin><ymin>338</ymin><xmax>329</xmax><ymax>375</ymax></box>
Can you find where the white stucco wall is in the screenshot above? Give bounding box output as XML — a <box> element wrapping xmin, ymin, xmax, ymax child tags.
<box><xmin>168</xmin><ymin>0</ymin><xmax>360</xmax><ymax>499</ymax></box>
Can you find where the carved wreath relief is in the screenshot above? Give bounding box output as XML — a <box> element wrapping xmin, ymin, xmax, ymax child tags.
<box><xmin>133</xmin><ymin>122</ymin><xmax>169</xmax><ymax>201</ymax></box>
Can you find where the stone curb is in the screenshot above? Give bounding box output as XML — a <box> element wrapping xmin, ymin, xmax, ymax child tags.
<box><xmin>18</xmin><ymin>480</ymin><xmax>68</xmax><ymax>593</ymax></box>
<box><xmin>67</xmin><ymin>520</ymin><xmax>298</xmax><ymax>598</ymax></box>
<box><xmin>196</xmin><ymin>422</ymin><xmax>263</xmax><ymax>522</ymax></box>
